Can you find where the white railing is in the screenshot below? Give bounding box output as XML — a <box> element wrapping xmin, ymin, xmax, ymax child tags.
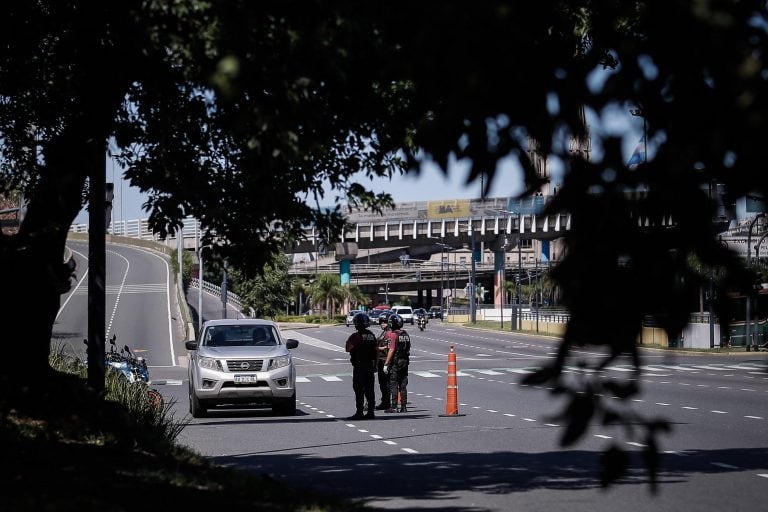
<box><xmin>191</xmin><ymin>277</ymin><xmax>243</xmax><ymax>312</ymax></box>
<box><xmin>70</xmin><ymin>216</ymin><xmax>201</xmax><ymax>242</ymax></box>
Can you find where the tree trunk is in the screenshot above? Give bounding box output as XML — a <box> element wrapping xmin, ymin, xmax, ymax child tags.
<box><xmin>1</xmin><ymin>130</ymin><xmax>91</xmax><ymax>395</ymax></box>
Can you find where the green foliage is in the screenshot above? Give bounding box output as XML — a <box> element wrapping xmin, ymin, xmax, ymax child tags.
<box><xmin>171</xmin><ymin>248</ymin><xmax>195</xmax><ymax>293</ymax></box>
<box><xmin>47</xmin><ymin>343</ymin><xmax>189</xmax><ymax>449</ymax></box>
<box><xmin>307</xmin><ymin>273</ymin><xmax>344</xmax><ymax>319</ymax></box>
<box><xmin>231</xmin><ymin>255</ymin><xmax>293</xmax><ymax>320</ymax></box>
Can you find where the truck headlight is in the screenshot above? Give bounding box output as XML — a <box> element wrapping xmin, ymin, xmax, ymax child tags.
<box><xmin>269</xmin><ymin>355</ymin><xmax>290</xmax><ymax>370</ymax></box>
<box><xmin>199</xmin><ymin>357</ymin><xmax>222</xmax><ymax>371</ymax></box>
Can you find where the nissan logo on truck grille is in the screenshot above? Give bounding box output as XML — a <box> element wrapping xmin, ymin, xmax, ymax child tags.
<box><xmin>225</xmin><ymin>360</ymin><xmax>263</xmax><ymax>371</ymax></box>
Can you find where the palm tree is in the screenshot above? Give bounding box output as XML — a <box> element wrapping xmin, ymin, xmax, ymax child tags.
<box><xmin>309</xmin><ymin>273</ymin><xmax>344</xmax><ymax>318</ymax></box>
<box><xmin>290</xmin><ymin>279</ymin><xmax>310</xmax><ymax>315</ymax></box>
<box><xmin>344</xmin><ymin>284</ymin><xmax>369</xmax><ymax>311</ymax></box>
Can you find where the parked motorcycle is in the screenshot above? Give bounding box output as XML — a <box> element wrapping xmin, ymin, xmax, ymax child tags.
<box><xmin>417</xmin><ymin>315</ymin><xmax>427</xmax><ymax>331</ymax></box>
<box><xmin>84</xmin><ymin>335</ymin><xmax>162</xmax><ymax>408</ymax></box>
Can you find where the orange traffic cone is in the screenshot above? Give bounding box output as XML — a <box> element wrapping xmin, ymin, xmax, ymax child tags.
<box><xmin>440</xmin><ymin>344</ymin><xmax>465</xmax><ymax>417</ymax></box>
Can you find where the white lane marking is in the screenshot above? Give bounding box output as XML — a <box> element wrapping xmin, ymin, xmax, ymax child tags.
<box><xmin>320</xmin><ymin>376</ymin><xmax>343</xmax><ymax>382</ymax></box>
<box><xmin>504</xmin><ymin>413</ymin><xmax>516</xmax><ymax>417</ymax></box>
<box><xmin>149</xmin><ymin>379</ymin><xmax>182</xmax><ymax>386</ymax></box>
<box><xmin>758</xmin><ymin>474</ymin><xmax>768</xmax><ymax>479</ymax></box>
<box><xmin>605</xmin><ymin>366</ymin><xmax>636</xmax><ymax>372</ymax></box>
<box><xmin>383</xmin><ymin>440</ymin><xmax>397</xmax><ymax>445</ymax></box>
<box><xmin>402</xmin><ymin>448</ymin><xmax>419</xmax><ymax>454</ymax></box>
<box><xmin>296</xmin><ymin>377</ymin><xmax>310</xmax><ymax>383</ymax></box>
<box><xmin>411</xmin><ymin>371</ymin><xmax>441</xmax><ymax>378</ymax></box>
<box><xmin>745</xmin><ymin>416</ymin><xmax>764</xmax><ymax>420</ymax></box>
<box><xmin>523</xmin><ymin>418</ymin><xmax>536</xmax><ymax>422</ymax></box>
<box><xmin>476</xmin><ymin>369</ymin><xmax>504</xmax><ymax>375</ymax></box>
<box><xmin>711</xmin><ymin>410</ymin><xmax>728</xmax><ymax>414</ymax></box>
<box><xmin>281</xmin><ymin>330</ymin><xmax>346</xmax><ymax>352</ymax></box>
<box><xmin>740</xmin><ymin>388</ymin><xmax>756</xmax><ymax>392</ymax></box>
<box><xmin>627</xmin><ymin>442</ymin><xmax>646</xmax><ymax>447</ymax></box>
<box><xmin>595</xmin><ymin>434</ymin><xmax>612</xmax><ymax>439</ymax></box>
<box><xmin>656</xmin><ymin>403</ymin><xmax>670</xmax><ymax>406</ymax></box>
<box><xmin>682</xmin><ymin>406</ymin><xmax>698</xmax><ymax>410</ymax></box>
<box><xmin>370</xmin><ymin>435</ymin><xmax>383</xmax><ymax>439</ymax></box>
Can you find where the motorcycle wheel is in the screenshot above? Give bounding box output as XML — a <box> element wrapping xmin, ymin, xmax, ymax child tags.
<box><xmin>148</xmin><ymin>389</ymin><xmax>164</xmax><ymax>411</ymax></box>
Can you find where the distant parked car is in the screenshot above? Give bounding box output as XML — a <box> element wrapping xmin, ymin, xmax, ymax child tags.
<box><xmin>185</xmin><ymin>319</ymin><xmax>299</xmax><ymax>418</ymax></box>
<box><xmin>391</xmin><ymin>306</ymin><xmax>414</xmax><ymax>325</ymax></box>
<box><xmin>429</xmin><ymin>306</ymin><xmax>443</xmax><ymax>319</ymax></box>
<box><xmin>346</xmin><ymin>310</ymin><xmax>368</xmax><ymax>327</ymax></box>
<box><xmin>368</xmin><ymin>308</ymin><xmax>389</xmax><ymax>323</ymax></box>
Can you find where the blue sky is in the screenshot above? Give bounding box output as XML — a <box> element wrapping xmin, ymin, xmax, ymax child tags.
<box><xmin>75</xmin><ymin>156</ymin><xmax>529</xmax><ymax>225</ymax></box>
<box><xmin>75</xmin><ymin>105</ymin><xmax>646</xmax><ymax>226</ymax></box>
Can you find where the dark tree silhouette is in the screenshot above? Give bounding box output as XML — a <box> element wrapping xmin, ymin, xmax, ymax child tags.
<box><xmin>2</xmin><ymin>1</ymin><xmax>767</xmax><ymax>487</ymax></box>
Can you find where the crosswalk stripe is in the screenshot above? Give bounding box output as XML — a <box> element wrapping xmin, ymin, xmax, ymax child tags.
<box><xmin>281</xmin><ymin>330</ymin><xmax>346</xmax><ymax>352</ymax></box>
<box><xmin>294</xmin><ymin>361</ymin><xmax>767</xmax><ymax>383</ymax></box>
<box><xmin>73</xmin><ymin>283</ymin><xmax>167</xmax><ymax>295</ymax></box>
<box><xmin>411</xmin><ymin>371</ymin><xmax>441</xmax><ymax>378</ymax></box>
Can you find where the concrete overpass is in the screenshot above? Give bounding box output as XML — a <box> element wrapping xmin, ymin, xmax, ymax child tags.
<box><xmin>68</xmin><ymin>194</ymin><xmax>679</xmax><ymax>311</ymax></box>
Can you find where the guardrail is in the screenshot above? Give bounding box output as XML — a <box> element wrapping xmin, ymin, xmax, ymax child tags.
<box><xmin>191</xmin><ymin>277</ymin><xmax>243</xmax><ymax>312</ymax></box>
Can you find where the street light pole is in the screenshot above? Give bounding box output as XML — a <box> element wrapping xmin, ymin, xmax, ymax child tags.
<box><xmin>469</xmin><ymin>224</ymin><xmax>477</xmax><ymax>324</ymax></box>
<box><xmin>198</xmin><ymin>248</ymin><xmax>204</xmax><ymax>334</ymax></box>
<box><xmin>746</xmin><ymin>212</ymin><xmax>766</xmax><ymax>351</ymax></box>
<box><xmin>516</xmin><ymin>215</ymin><xmax>522</xmax><ymax>331</ymax></box>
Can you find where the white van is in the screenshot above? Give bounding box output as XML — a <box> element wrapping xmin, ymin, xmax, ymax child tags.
<box><xmin>390</xmin><ymin>306</ymin><xmax>414</xmax><ymax>325</ymax></box>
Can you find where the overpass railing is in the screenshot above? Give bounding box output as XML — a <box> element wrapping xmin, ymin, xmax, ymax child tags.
<box><xmin>190</xmin><ymin>277</ymin><xmax>243</xmax><ymax>312</ymax></box>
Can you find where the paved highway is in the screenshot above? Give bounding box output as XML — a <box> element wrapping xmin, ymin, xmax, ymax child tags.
<box><xmin>61</xmin><ymin>241</ymin><xmax>768</xmax><ymax>511</ymax></box>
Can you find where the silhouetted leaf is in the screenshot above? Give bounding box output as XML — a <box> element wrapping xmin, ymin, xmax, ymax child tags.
<box><xmin>601</xmin><ymin>445</ymin><xmax>630</xmax><ymax>487</ymax></box>
<box><xmin>521</xmin><ymin>366</ymin><xmax>556</xmax><ymax>386</ymax></box>
<box><xmin>560</xmin><ymin>394</ymin><xmax>595</xmax><ymax>447</ymax></box>
<box><xmin>602</xmin><ymin>380</ymin><xmax>639</xmax><ymax>399</ymax></box>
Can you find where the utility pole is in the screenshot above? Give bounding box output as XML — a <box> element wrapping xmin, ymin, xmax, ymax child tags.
<box><xmin>87</xmin><ymin>141</ymin><xmax>107</xmax><ymax>393</ymax></box>
<box><xmin>221</xmin><ymin>259</ymin><xmax>229</xmax><ymax>319</ymax></box>
<box><xmin>746</xmin><ymin>212</ymin><xmax>766</xmax><ymax>351</ymax></box>
<box><xmin>469</xmin><ymin>223</ymin><xmax>477</xmax><ymax>324</ymax></box>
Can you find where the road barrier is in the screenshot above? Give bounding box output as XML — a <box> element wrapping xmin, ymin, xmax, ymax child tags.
<box><xmin>440</xmin><ymin>344</ymin><xmax>464</xmax><ymax>417</ymax></box>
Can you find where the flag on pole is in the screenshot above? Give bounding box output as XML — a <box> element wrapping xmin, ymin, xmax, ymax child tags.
<box><xmin>627</xmin><ymin>134</ymin><xmax>646</xmax><ymax>167</ymax></box>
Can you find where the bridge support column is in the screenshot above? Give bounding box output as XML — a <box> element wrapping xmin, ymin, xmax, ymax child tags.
<box><xmin>540</xmin><ymin>240</ymin><xmax>550</xmax><ymax>263</ymax></box>
<box><xmin>493</xmin><ymin>250</ymin><xmax>505</xmax><ymax>309</ymax></box>
<box><xmin>417</xmin><ymin>288</ymin><xmax>424</xmax><ymax>308</ymax></box>
<box><xmin>340</xmin><ymin>259</ymin><xmax>351</xmax><ymax>314</ymax></box>
<box><xmin>335</xmin><ymin>243</ymin><xmax>357</xmax><ymax>315</ymax></box>
<box><xmin>340</xmin><ymin>259</ymin><xmax>351</xmax><ymax>286</ymax></box>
